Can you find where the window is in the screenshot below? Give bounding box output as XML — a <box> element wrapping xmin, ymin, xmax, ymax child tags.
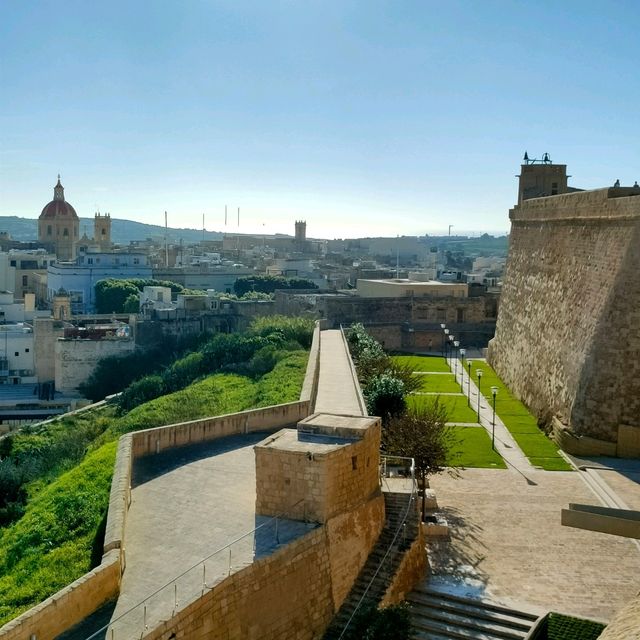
<box><xmin>551</xmin><ymin>182</ymin><xmax>558</xmax><ymax>195</ymax></box>
<box><xmin>87</xmin><ymin>258</ymin><xmax>93</xmax><ymax>265</ymax></box>
<box><xmin>63</xmin><ymin>228</ymin><xmax>69</xmax><ymax>236</ymax></box>
<box><xmin>25</xmin><ymin>348</ymin><xmax>29</xmax><ymax>353</ymax></box>
<box><xmin>134</xmin><ymin>258</ymin><xmax>140</xmax><ymax>265</ymax></box>
<box><xmin>47</xmin><ymin>225</ymin><xmax>52</xmax><ymax>236</ymax></box>
<box><xmin>9</xmin><ymin>260</ymin><xmax>16</xmax><ymax>267</ymax></box>
<box><xmin>101</xmin><ymin>228</ymin><xmax>106</xmax><ymax>236</ymax></box>
<box><xmin>14</xmin><ymin>351</ymin><xmax>19</xmax><ymax>357</ymax></box>
<box><xmin>351</xmin><ymin>455</ymin><xmax>358</xmax><ymax>471</ymax></box>
<box><xmin>22</xmin><ymin>275</ymin><xmax>28</xmax><ymax>286</ymax></box>
<box><xmin>457</xmin><ymin>308</ymin><xmax>465</xmax><ymax>323</ymax></box>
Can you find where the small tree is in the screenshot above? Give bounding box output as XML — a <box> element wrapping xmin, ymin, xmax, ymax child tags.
<box><xmin>384</xmin><ymin>399</ymin><xmax>457</xmax><ymax>520</ymax></box>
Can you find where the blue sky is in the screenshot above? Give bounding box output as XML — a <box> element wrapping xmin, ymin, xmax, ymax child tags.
<box><xmin>1</xmin><ymin>1</ymin><xmax>638</xmax><ymax>239</ymax></box>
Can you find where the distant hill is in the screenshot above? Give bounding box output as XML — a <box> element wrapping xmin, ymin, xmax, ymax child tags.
<box><xmin>0</xmin><ymin>216</ymin><xmax>223</xmax><ymax>245</ymax></box>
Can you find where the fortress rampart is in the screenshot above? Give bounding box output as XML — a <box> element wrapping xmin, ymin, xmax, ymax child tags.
<box><xmin>487</xmin><ymin>187</ymin><xmax>640</xmax><ymax>455</ymax></box>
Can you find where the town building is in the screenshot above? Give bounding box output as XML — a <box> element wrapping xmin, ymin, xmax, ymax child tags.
<box><xmin>38</xmin><ymin>176</ymin><xmax>80</xmax><ymax>261</ymax></box>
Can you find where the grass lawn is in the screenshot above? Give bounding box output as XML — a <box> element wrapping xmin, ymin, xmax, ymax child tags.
<box><xmin>415</xmin><ymin>373</ymin><xmax>462</xmax><ymax>393</ymax></box>
<box><xmin>392</xmin><ymin>355</ymin><xmax>451</xmax><ymax>372</ymax></box>
<box><xmin>448</xmin><ymin>426</ymin><xmax>507</xmax><ymax>469</ymax></box>
<box><xmin>408</xmin><ymin>394</ymin><xmax>479</xmax><ymax>424</ymax></box>
<box><xmin>469</xmin><ymin>361</ymin><xmax>572</xmax><ymax>471</ymax></box>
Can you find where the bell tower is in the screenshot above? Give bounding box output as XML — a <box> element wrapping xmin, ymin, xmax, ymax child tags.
<box><xmin>94</xmin><ymin>212</ymin><xmax>112</xmax><ymax>251</ymax></box>
<box><xmin>517</xmin><ymin>152</ymin><xmax>568</xmax><ymax>205</ymax></box>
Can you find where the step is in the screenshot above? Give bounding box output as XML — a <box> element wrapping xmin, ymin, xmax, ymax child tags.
<box><xmin>408</xmin><ymin>593</ymin><xmax>534</xmax><ymax>631</ymax></box>
<box><xmin>410</xmin><ymin>605</ymin><xmax>528</xmax><ymax>640</ymax></box>
<box><xmin>410</xmin><ymin>616</ymin><xmax>524</xmax><ymax>640</ymax></box>
<box><xmin>413</xmin><ymin>587</ymin><xmax>538</xmax><ymax>621</ymax></box>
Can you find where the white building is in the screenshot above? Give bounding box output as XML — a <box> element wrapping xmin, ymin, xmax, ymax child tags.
<box><xmin>47</xmin><ymin>251</ymin><xmax>152</xmax><ymax>314</ymax></box>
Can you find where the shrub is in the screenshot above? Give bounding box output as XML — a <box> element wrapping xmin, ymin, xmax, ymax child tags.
<box><xmin>365</xmin><ymin>374</ymin><xmax>406</xmax><ymax>423</ymax></box>
<box><xmin>116</xmin><ymin>375</ymin><xmax>165</xmax><ymax>414</ymax></box>
<box><xmin>248</xmin><ymin>315</ymin><xmax>315</xmax><ymax>349</ymax></box>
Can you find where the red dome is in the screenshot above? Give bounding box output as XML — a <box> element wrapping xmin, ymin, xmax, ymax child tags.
<box><xmin>39</xmin><ymin>177</ymin><xmax>79</xmax><ymax>220</ymax></box>
<box><xmin>40</xmin><ymin>199</ymin><xmax>79</xmax><ymax>220</ymax></box>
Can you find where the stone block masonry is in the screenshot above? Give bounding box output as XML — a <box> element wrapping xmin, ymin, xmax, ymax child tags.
<box><xmin>488</xmin><ymin>187</ymin><xmax>640</xmax><ymax>453</ymax></box>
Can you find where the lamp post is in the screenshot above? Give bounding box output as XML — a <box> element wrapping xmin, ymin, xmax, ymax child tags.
<box><xmin>476</xmin><ymin>369</ymin><xmax>483</xmax><ymax>421</ymax></box>
<box><xmin>453</xmin><ymin>340</ymin><xmax>460</xmax><ymax>378</ymax></box>
<box><xmin>448</xmin><ymin>334</ymin><xmax>454</xmax><ymax>367</ymax></box>
<box><xmin>491</xmin><ymin>386</ymin><xmax>498</xmax><ymax>450</ymax></box>
<box><xmin>443</xmin><ymin>327</ymin><xmax>449</xmax><ymax>359</ymax></box>
<box><xmin>459</xmin><ymin>348</ymin><xmax>466</xmax><ymax>387</ymax></box>
<box><xmin>467</xmin><ymin>360</ymin><xmax>472</xmax><ymax>407</ymax></box>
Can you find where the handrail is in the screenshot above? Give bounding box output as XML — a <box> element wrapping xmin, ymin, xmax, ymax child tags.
<box><xmin>337</xmin><ymin>457</ymin><xmax>417</xmax><ymax>639</ymax></box>
<box><xmin>84</xmin><ymin>498</ymin><xmax>306</xmax><ymax>640</ymax></box>
<box><xmin>339</xmin><ymin>324</ymin><xmax>368</xmax><ymax>416</ymax></box>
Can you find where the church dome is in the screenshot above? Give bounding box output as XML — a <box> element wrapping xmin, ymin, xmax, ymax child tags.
<box><xmin>39</xmin><ymin>176</ymin><xmax>79</xmax><ymax>220</ymax></box>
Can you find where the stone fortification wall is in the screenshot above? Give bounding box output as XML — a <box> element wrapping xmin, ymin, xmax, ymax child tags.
<box><xmin>140</xmin><ymin>494</ymin><xmax>386</xmax><ymax>640</ymax></box>
<box><xmin>299</xmin><ymin>322</ymin><xmax>321</xmax><ymax>410</ymax></box>
<box><xmin>488</xmin><ymin>188</ymin><xmax>640</xmax><ymax>447</ymax></box>
<box><xmin>55</xmin><ymin>338</ymin><xmax>136</xmax><ymax>394</ymax></box>
<box><xmin>599</xmin><ymin>591</ymin><xmax>640</xmax><ymax>640</ymax></box>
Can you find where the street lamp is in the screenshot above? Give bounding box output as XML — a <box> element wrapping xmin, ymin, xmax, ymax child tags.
<box><xmin>453</xmin><ymin>340</ymin><xmax>460</xmax><ymax>378</ymax></box>
<box><xmin>443</xmin><ymin>327</ymin><xmax>449</xmax><ymax>359</ymax></box>
<box><xmin>459</xmin><ymin>347</ymin><xmax>466</xmax><ymax>390</ymax></box>
<box><xmin>467</xmin><ymin>360</ymin><xmax>472</xmax><ymax>407</ymax></box>
<box><xmin>476</xmin><ymin>369</ymin><xmax>483</xmax><ymax>421</ymax></box>
<box><xmin>448</xmin><ymin>334</ymin><xmax>454</xmax><ymax>366</ymax></box>
<box><xmin>491</xmin><ymin>386</ymin><xmax>498</xmax><ymax>450</ymax></box>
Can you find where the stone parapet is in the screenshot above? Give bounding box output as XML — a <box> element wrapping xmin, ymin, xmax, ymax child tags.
<box><xmin>0</xmin><ymin>550</ymin><xmax>120</xmax><ymax>640</ymax></box>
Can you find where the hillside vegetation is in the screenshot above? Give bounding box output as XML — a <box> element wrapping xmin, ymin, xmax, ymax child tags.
<box><xmin>0</xmin><ymin>317</ymin><xmax>312</xmax><ymax>626</ymax></box>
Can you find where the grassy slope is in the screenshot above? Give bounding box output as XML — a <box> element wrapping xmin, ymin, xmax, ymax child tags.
<box><xmin>408</xmin><ymin>394</ymin><xmax>479</xmax><ymax>423</ymax></box>
<box><xmin>469</xmin><ymin>361</ymin><xmax>572</xmax><ymax>471</ymax></box>
<box><xmin>0</xmin><ymin>351</ymin><xmax>307</xmax><ymax>626</ymax></box>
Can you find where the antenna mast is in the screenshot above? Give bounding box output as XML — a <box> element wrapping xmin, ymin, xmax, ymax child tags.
<box><xmin>164</xmin><ymin>211</ymin><xmax>169</xmax><ymax>267</ymax></box>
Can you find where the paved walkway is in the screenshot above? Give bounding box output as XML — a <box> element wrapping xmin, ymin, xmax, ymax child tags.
<box><xmin>100</xmin><ymin>434</ymin><xmax>313</xmax><ymax>640</ymax></box>
<box><xmin>426</xmin><ymin>468</ymin><xmax>640</xmax><ymax>622</ymax></box>
<box><xmin>315</xmin><ymin>329</ymin><xmax>365</xmax><ymax>416</ymax></box>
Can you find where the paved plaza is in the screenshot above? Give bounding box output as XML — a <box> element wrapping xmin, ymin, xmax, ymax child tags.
<box><xmin>425</xmin><ymin>467</ymin><xmax>640</xmax><ymax>622</ymax></box>
<box><xmin>103</xmin><ymin>433</ymin><xmax>314</xmax><ymax>640</ymax></box>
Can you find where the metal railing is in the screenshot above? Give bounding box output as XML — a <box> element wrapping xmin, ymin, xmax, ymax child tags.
<box><xmin>337</xmin><ymin>456</ymin><xmax>417</xmax><ymax>639</ymax></box>
<box><xmin>85</xmin><ymin>499</ymin><xmax>307</xmax><ymax>640</ymax></box>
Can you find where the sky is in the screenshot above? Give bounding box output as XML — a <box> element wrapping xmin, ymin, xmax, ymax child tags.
<box><xmin>1</xmin><ymin>1</ymin><xmax>639</xmax><ymax>240</ymax></box>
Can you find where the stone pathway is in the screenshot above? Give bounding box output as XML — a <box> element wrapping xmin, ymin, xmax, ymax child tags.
<box><xmin>99</xmin><ymin>434</ymin><xmax>314</xmax><ymax>640</ymax></box>
<box><xmin>426</xmin><ymin>468</ymin><xmax>640</xmax><ymax>622</ymax></box>
<box><xmin>315</xmin><ymin>329</ymin><xmax>365</xmax><ymax>416</ymax></box>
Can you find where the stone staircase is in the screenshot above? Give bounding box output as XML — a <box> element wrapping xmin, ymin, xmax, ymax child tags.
<box><xmin>323</xmin><ymin>491</ymin><xmax>420</xmax><ymax>639</ymax></box>
<box><xmin>408</xmin><ymin>587</ymin><xmax>539</xmax><ymax>639</ymax></box>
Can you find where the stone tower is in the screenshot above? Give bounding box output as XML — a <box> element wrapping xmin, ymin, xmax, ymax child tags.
<box><xmin>517</xmin><ymin>152</ymin><xmax>568</xmax><ymax>205</ymax></box>
<box><xmin>295</xmin><ymin>220</ymin><xmax>306</xmax><ymax>245</ymax></box>
<box><xmin>94</xmin><ymin>212</ymin><xmax>112</xmax><ymax>251</ymax></box>
<box><xmin>38</xmin><ymin>176</ymin><xmax>80</xmax><ymax>261</ymax></box>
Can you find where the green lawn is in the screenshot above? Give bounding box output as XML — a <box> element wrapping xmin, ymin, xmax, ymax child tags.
<box><xmin>408</xmin><ymin>394</ymin><xmax>479</xmax><ymax>423</ymax></box>
<box><xmin>392</xmin><ymin>355</ymin><xmax>451</xmax><ymax>372</ymax></box>
<box><xmin>415</xmin><ymin>373</ymin><xmax>462</xmax><ymax>393</ymax></box>
<box><xmin>448</xmin><ymin>426</ymin><xmax>507</xmax><ymax>469</ymax></box>
<box><xmin>469</xmin><ymin>361</ymin><xmax>572</xmax><ymax>471</ymax></box>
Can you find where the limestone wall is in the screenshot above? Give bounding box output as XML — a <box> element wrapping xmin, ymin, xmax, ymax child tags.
<box><xmin>130</xmin><ymin>401</ymin><xmax>310</xmax><ymax>458</ymax></box>
<box><xmin>0</xmin><ymin>550</ymin><xmax>120</xmax><ymax>640</ymax></box>
<box><xmin>55</xmin><ymin>338</ymin><xmax>136</xmax><ymax>394</ymax></box>
<box><xmin>300</xmin><ymin>322</ymin><xmax>321</xmax><ymax>409</ymax></box>
<box><xmin>142</xmin><ymin>528</ymin><xmax>334</xmax><ymax>640</ymax></box>
<box><xmin>488</xmin><ymin>188</ymin><xmax>640</xmax><ymax>447</ymax></box>
<box><xmin>598</xmin><ymin>591</ymin><xmax>640</xmax><ymax>640</ymax></box>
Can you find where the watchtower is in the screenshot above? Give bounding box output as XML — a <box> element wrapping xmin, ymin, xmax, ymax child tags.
<box><xmin>517</xmin><ymin>152</ymin><xmax>568</xmax><ymax>205</ymax></box>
